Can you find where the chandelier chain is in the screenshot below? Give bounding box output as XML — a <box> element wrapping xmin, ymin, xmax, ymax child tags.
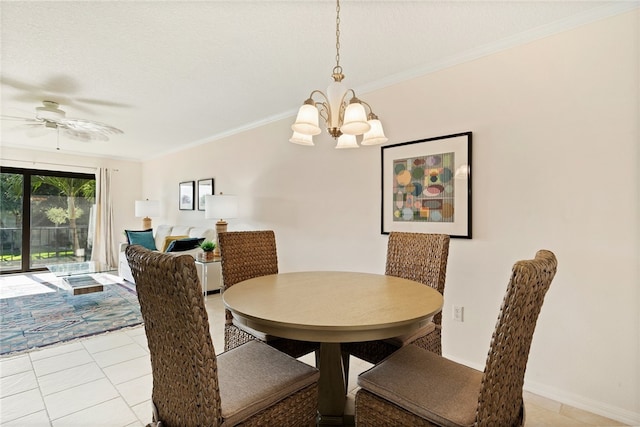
<box><xmin>335</xmin><ymin>0</ymin><xmax>341</xmax><ymax>69</ymax></box>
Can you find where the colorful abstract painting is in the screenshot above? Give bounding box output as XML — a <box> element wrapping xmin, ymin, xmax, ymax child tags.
<box><xmin>381</xmin><ymin>132</ymin><xmax>471</xmax><ymax>237</ymax></box>
<box><xmin>392</xmin><ymin>152</ymin><xmax>455</xmax><ymax>223</ymax></box>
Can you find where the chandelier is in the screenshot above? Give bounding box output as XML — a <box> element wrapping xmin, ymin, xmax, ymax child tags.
<box><xmin>290</xmin><ymin>0</ymin><xmax>388</xmax><ymax>149</ymax></box>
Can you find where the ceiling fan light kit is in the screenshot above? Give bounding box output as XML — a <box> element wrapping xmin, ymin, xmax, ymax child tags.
<box><xmin>291</xmin><ymin>0</ymin><xmax>388</xmax><ymax>149</ymax></box>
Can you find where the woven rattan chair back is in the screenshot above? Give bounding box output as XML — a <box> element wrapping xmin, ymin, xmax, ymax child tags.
<box><xmin>476</xmin><ymin>249</ymin><xmax>557</xmax><ymax>425</ymax></box>
<box><xmin>385</xmin><ymin>232</ymin><xmax>450</xmax><ymax>327</ymax></box>
<box><xmin>126</xmin><ymin>245</ymin><xmax>222</xmax><ymax>426</ymax></box>
<box><xmin>218</xmin><ymin>230</ymin><xmax>278</xmax><ymax>327</ymax></box>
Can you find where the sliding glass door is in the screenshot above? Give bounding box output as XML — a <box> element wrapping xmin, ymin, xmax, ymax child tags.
<box><xmin>0</xmin><ymin>167</ymin><xmax>95</xmax><ymax>274</ymax></box>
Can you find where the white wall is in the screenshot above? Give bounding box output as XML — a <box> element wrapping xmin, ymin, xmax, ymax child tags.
<box><xmin>142</xmin><ymin>10</ymin><xmax>638</xmax><ymax>424</ymax></box>
<box><xmin>0</xmin><ymin>146</ymin><xmax>143</xmax><ymax>256</ymax></box>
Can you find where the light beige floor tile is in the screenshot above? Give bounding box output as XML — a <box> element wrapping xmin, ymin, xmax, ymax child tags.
<box><xmin>0</xmin><ymin>388</ymin><xmax>46</xmax><ymax>424</ymax></box>
<box><xmin>2</xmin><ymin>409</ymin><xmax>51</xmax><ymax>427</ymax></box>
<box><xmin>51</xmin><ymin>397</ymin><xmax>138</xmax><ymax>427</ymax></box>
<box><xmin>91</xmin><ymin>343</ymin><xmax>148</xmax><ymax>368</ymax></box>
<box><xmin>131</xmin><ymin>399</ymin><xmax>153</xmax><ymax>425</ymax></box>
<box><xmin>129</xmin><ymin>335</ymin><xmax>149</xmax><ymax>352</ymax></box>
<box><xmin>525</xmin><ymin>402</ymin><xmax>589</xmax><ymax>426</ymax></box>
<box><xmin>0</xmin><ymin>354</ymin><xmax>32</xmax><ymax>378</ymax></box>
<box><xmin>559</xmin><ymin>404</ymin><xmax>627</xmax><ymax>426</ymax></box>
<box><xmin>0</xmin><ymin>370</ymin><xmax>38</xmax><ymax>397</ymax></box>
<box><xmin>28</xmin><ymin>341</ymin><xmax>84</xmax><ymax>362</ymax></box>
<box><xmin>103</xmin><ymin>355</ymin><xmax>152</xmax><ymax>385</ymax></box>
<box><xmin>31</xmin><ymin>349</ymin><xmax>93</xmax><ymax>377</ymax></box>
<box><xmin>82</xmin><ymin>331</ymin><xmax>136</xmax><ymax>354</ymax></box>
<box><xmin>44</xmin><ymin>378</ymin><xmax>119</xmax><ymax>420</ymax></box>
<box><xmin>124</xmin><ymin>326</ymin><xmax>146</xmax><ymax>337</ymax></box>
<box><xmin>523</xmin><ymin>390</ymin><xmax>563</xmax><ymax>413</ymax></box>
<box><xmin>38</xmin><ymin>362</ymin><xmax>105</xmax><ymax>396</ymax></box>
<box><xmin>125</xmin><ymin>422</ymin><xmax>145</xmax><ymax>427</ymax></box>
<box><xmin>116</xmin><ymin>374</ymin><xmax>152</xmax><ymax>407</ymax></box>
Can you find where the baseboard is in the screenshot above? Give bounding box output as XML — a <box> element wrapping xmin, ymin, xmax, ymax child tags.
<box><xmin>443</xmin><ymin>353</ymin><xmax>639</xmax><ymax>426</ymax></box>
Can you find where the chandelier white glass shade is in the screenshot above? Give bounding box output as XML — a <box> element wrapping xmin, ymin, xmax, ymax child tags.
<box><xmin>291</xmin><ymin>0</ymin><xmax>388</xmax><ymax>149</ymax></box>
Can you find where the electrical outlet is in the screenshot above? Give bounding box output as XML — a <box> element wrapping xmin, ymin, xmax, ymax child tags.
<box><xmin>453</xmin><ymin>305</ymin><xmax>464</xmax><ymax>322</ymax></box>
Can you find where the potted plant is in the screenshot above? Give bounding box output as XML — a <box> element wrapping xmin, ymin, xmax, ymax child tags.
<box><xmin>200</xmin><ymin>240</ymin><xmax>216</xmax><ymax>261</ymax></box>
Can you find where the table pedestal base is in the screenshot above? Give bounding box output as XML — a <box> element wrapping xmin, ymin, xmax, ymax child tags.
<box><xmin>318</xmin><ymin>342</ymin><xmax>350</xmax><ymax>425</ymax></box>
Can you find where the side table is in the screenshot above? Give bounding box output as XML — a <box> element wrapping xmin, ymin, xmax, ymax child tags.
<box><xmin>194</xmin><ymin>256</ymin><xmax>222</xmax><ymax>300</ymax></box>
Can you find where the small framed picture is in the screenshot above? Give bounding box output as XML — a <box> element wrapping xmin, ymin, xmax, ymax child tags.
<box><xmin>179</xmin><ymin>181</ymin><xmax>195</xmax><ymax>210</ymax></box>
<box><xmin>197</xmin><ymin>178</ymin><xmax>214</xmax><ymax>211</ymax></box>
<box><xmin>381</xmin><ymin>132</ymin><xmax>472</xmax><ymax>238</ymax></box>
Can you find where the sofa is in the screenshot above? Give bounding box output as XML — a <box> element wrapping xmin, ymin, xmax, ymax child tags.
<box><xmin>118</xmin><ymin>224</ymin><xmax>221</xmax><ymax>291</ymax></box>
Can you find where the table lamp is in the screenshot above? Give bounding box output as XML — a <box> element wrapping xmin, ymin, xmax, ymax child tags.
<box><xmin>135</xmin><ymin>199</ymin><xmax>160</xmax><ymax>230</ymax></box>
<box><xmin>205</xmin><ymin>194</ymin><xmax>238</xmax><ymax>257</ymax></box>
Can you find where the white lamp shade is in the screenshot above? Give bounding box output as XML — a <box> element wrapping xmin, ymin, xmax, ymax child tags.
<box><xmin>341</xmin><ymin>102</ymin><xmax>370</xmax><ymax>135</ymax></box>
<box><xmin>335</xmin><ymin>133</ymin><xmax>359</xmax><ymax>149</ymax></box>
<box><xmin>361</xmin><ymin>118</ymin><xmax>388</xmax><ymax>145</ymax></box>
<box><xmin>205</xmin><ymin>194</ymin><xmax>238</xmax><ymax>220</ymax></box>
<box><xmin>289</xmin><ymin>131</ymin><xmax>314</xmax><ymax>146</ymax></box>
<box><xmin>135</xmin><ymin>200</ymin><xmax>160</xmax><ymax>218</ymax></box>
<box><xmin>292</xmin><ymin>104</ymin><xmax>322</xmax><ymax>135</ymax></box>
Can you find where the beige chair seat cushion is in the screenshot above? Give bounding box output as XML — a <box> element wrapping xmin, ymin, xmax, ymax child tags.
<box><xmin>217</xmin><ymin>340</ymin><xmax>319</xmax><ymax>426</ymax></box>
<box><xmin>358</xmin><ymin>345</ymin><xmax>482</xmax><ymax>427</ymax></box>
<box><xmin>384</xmin><ymin>320</ymin><xmax>436</xmax><ymax>347</ymax></box>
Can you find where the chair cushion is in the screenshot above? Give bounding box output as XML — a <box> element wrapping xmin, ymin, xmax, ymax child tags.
<box><xmin>358</xmin><ymin>345</ymin><xmax>482</xmax><ymax>427</ymax></box>
<box><xmin>384</xmin><ymin>320</ymin><xmax>436</xmax><ymax>347</ymax></box>
<box><xmin>125</xmin><ymin>229</ymin><xmax>157</xmax><ymax>251</ymax></box>
<box><xmin>217</xmin><ymin>340</ymin><xmax>319</xmax><ymax>425</ymax></box>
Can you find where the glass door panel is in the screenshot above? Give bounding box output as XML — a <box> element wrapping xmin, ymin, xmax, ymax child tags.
<box><xmin>29</xmin><ymin>176</ymin><xmax>95</xmax><ymax>269</ymax></box>
<box><xmin>0</xmin><ymin>172</ymin><xmax>24</xmax><ymax>272</ymax></box>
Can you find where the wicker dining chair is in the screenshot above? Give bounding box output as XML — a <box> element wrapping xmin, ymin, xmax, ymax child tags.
<box><xmin>343</xmin><ymin>232</ymin><xmax>450</xmax><ymax>365</ymax></box>
<box><xmin>125</xmin><ymin>245</ymin><xmax>319</xmax><ymax>427</ymax></box>
<box><xmin>355</xmin><ymin>249</ymin><xmax>558</xmax><ymax>427</ymax></box>
<box><xmin>219</xmin><ymin>230</ymin><xmax>319</xmax><ymax>358</ymax></box>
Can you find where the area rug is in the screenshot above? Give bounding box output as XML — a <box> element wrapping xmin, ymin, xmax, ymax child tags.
<box><xmin>0</xmin><ymin>273</ymin><xmax>142</xmax><ymax>356</ymax></box>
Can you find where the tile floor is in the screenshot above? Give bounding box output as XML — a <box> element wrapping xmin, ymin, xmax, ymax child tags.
<box><xmin>0</xmin><ymin>293</ymin><xmax>627</xmax><ymax>426</ymax></box>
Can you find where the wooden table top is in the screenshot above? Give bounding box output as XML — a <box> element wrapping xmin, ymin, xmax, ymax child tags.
<box><xmin>223</xmin><ymin>271</ymin><xmax>443</xmax><ymax>343</ymax></box>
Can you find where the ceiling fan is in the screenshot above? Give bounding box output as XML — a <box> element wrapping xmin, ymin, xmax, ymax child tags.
<box><xmin>1</xmin><ymin>100</ymin><xmax>123</xmax><ymax>142</ymax></box>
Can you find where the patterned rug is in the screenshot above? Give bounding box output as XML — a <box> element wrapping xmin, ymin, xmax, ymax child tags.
<box><xmin>0</xmin><ymin>273</ymin><xmax>142</xmax><ymax>356</ymax></box>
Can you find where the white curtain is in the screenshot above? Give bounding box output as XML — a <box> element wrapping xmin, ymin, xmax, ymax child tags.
<box><xmin>91</xmin><ymin>168</ymin><xmax>117</xmax><ymax>266</ymax></box>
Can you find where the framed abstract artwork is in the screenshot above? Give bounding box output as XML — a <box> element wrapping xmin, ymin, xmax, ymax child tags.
<box><xmin>381</xmin><ymin>132</ymin><xmax>472</xmax><ymax>238</ymax></box>
<box><xmin>179</xmin><ymin>181</ymin><xmax>195</xmax><ymax>211</ymax></box>
<box><xmin>197</xmin><ymin>178</ymin><xmax>214</xmax><ymax>211</ymax></box>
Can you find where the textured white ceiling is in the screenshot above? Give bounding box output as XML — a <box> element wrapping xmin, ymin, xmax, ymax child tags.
<box><xmin>0</xmin><ymin>1</ymin><xmax>634</xmax><ymax>161</ymax></box>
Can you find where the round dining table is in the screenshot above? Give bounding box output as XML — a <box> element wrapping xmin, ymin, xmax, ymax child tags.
<box><xmin>223</xmin><ymin>271</ymin><xmax>443</xmax><ymax>425</ymax></box>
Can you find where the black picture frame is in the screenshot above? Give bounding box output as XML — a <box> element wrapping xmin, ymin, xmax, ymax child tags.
<box><xmin>197</xmin><ymin>178</ymin><xmax>214</xmax><ymax>211</ymax></box>
<box><xmin>179</xmin><ymin>181</ymin><xmax>195</xmax><ymax>211</ymax></box>
<box><xmin>381</xmin><ymin>132</ymin><xmax>472</xmax><ymax>238</ymax></box>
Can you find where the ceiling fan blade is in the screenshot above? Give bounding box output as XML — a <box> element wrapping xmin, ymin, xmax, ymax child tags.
<box><xmin>22</xmin><ymin>124</ymin><xmax>53</xmax><ymax>138</ymax></box>
<box><xmin>62</xmin><ymin>128</ymin><xmax>108</xmax><ymax>142</ymax></box>
<box><xmin>75</xmin><ymin>98</ymin><xmax>132</xmax><ymax>108</ymax></box>
<box><xmin>0</xmin><ymin>115</ymin><xmax>39</xmax><ymax>122</ymax></box>
<box><xmin>61</xmin><ymin>118</ymin><xmax>123</xmax><ymax>135</ymax></box>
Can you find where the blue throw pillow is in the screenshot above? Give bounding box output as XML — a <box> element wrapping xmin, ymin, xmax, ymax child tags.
<box><xmin>125</xmin><ymin>229</ymin><xmax>157</xmax><ymax>251</ymax></box>
<box><xmin>165</xmin><ymin>237</ymin><xmax>205</xmax><ymax>253</ymax></box>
